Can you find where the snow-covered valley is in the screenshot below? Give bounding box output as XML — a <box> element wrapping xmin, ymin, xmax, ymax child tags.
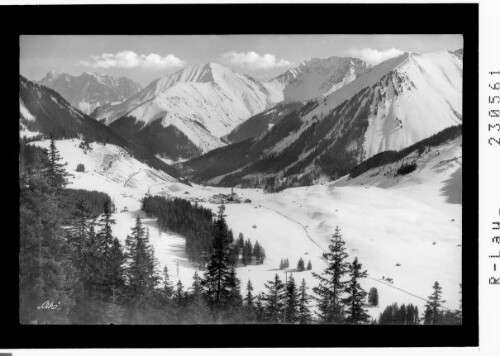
<box><xmin>31</xmin><ymin>138</ymin><xmax>462</xmax><ymax>320</ymax></box>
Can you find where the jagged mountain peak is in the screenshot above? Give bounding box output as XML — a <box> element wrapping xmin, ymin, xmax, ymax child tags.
<box><xmin>80</xmin><ymin>71</ymin><xmax>110</xmax><ymax>79</ymax></box>
<box><xmin>148</xmin><ymin>62</ymin><xmax>256</xmax><ymax>96</ymax></box>
<box><xmin>82</xmin><ymin>71</ymin><xmax>103</xmax><ymax>76</ymax></box>
<box><xmin>93</xmin><ymin>62</ymin><xmax>283</xmax><ymax>159</ymax></box>
<box><xmin>38</xmin><ymin>70</ymin><xmax>142</xmax><ymax>115</ymax></box>
<box><xmin>302</xmin><ymin>55</ymin><xmax>364</xmax><ymax>68</ymax></box>
<box><xmin>308</xmin><ymin>52</ymin><xmax>411</xmax><ymax>116</ymax></box>
<box><xmin>268</xmin><ymin>54</ymin><xmax>369</xmax><ymax>103</ymax></box>
<box><xmin>272</xmin><ymin>55</ymin><xmax>367</xmax><ymax>80</ymax></box>
<box><xmin>40</xmin><ymin>69</ymin><xmax>63</xmax><ymax>84</ymax></box>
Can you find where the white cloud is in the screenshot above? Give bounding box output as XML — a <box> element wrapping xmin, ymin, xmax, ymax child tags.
<box><xmin>78</xmin><ymin>50</ymin><xmax>185</xmax><ymax>69</ymax></box>
<box><xmin>345</xmin><ymin>48</ymin><xmax>404</xmax><ymax>65</ymax></box>
<box><xmin>221</xmin><ymin>51</ymin><xmax>292</xmax><ymax>70</ymax></box>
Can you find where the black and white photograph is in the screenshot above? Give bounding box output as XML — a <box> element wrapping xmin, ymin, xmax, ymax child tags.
<box><xmin>0</xmin><ymin>1</ymin><xmax>488</xmax><ymax>352</ymax></box>
<box><xmin>18</xmin><ymin>33</ymin><xmax>464</xmax><ymax>326</ymax></box>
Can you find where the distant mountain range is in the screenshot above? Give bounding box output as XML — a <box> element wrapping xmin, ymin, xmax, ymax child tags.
<box><xmin>35</xmin><ymin>56</ymin><xmax>369</xmax><ymax>162</ymax></box>
<box><xmin>39</xmin><ymin>70</ymin><xmax>142</xmax><ymax>115</ymax></box>
<box><xmin>20</xmin><ymin>75</ymin><xmax>179</xmax><ymax>179</ymax></box>
<box><xmin>26</xmin><ymin>49</ymin><xmax>463</xmax><ymax>189</ymax></box>
<box><xmin>90</xmin><ymin>57</ymin><xmax>370</xmax><ymax>161</ymax></box>
<box><xmin>90</xmin><ymin>62</ymin><xmax>283</xmax><ymax>160</ymax></box>
<box><xmin>180</xmin><ymin>51</ymin><xmax>463</xmax><ymax>188</ymax></box>
<box><xmin>223</xmin><ymin>56</ymin><xmax>368</xmax><ymax>145</ymax></box>
<box><xmin>269</xmin><ymin>56</ymin><xmax>368</xmax><ymax>103</ymax></box>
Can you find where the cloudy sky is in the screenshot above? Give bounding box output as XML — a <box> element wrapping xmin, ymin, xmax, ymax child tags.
<box><xmin>20</xmin><ymin>35</ymin><xmax>463</xmax><ymax>86</ymax></box>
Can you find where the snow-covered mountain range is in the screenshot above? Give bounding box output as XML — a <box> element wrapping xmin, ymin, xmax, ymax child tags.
<box><xmin>20</xmin><ymin>75</ymin><xmax>180</xmax><ymax>179</ymax></box>
<box><xmin>181</xmin><ymin>50</ymin><xmax>463</xmax><ymax>187</ymax></box>
<box><xmin>223</xmin><ymin>56</ymin><xmax>368</xmax><ymax>144</ymax></box>
<box><xmin>269</xmin><ymin>56</ymin><xmax>368</xmax><ymax>103</ymax></box>
<box><xmin>91</xmin><ymin>63</ymin><xmax>282</xmax><ymax>155</ymax></box>
<box><xmin>28</xmin><ymin>49</ymin><xmax>462</xmax><ymax>187</ymax></box>
<box><xmin>39</xmin><ymin>70</ymin><xmax>142</xmax><ymax>115</ymax></box>
<box><xmin>89</xmin><ymin>57</ymin><xmax>371</xmax><ymax>161</ymax></box>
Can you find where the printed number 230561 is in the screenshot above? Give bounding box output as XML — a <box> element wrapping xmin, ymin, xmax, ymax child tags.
<box><xmin>489</xmin><ymin>73</ymin><xmax>500</xmax><ymax>146</ymax></box>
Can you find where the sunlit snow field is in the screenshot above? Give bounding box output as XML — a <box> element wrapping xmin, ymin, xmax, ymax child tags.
<box><xmin>33</xmin><ymin>138</ymin><xmax>462</xmax><ymax>320</ymax></box>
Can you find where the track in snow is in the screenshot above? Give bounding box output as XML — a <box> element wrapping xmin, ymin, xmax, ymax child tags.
<box><xmin>124</xmin><ymin>169</ymin><xmax>142</xmax><ymax>187</ymax></box>
<box><xmin>260</xmin><ymin>204</ymin><xmax>441</xmax><ymax>310</ymax></box>
<box><xmin>366</xmin><ymin>276</ymin><xmax>451</xmax><ymax>311</ymax></box>
<box><xmin>260</xmin><ymin>205</ymin><xmax>326</xmax><ymax>253</ymax></box>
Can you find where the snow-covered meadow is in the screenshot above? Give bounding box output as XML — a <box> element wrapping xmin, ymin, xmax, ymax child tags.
<box><xmin>31</xmin><ymin>138</ymin><xmax>462</xmax><ymax>320</ymax></box>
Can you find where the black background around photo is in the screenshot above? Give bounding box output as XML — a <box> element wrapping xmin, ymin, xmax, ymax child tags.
<box><xmin>2</xmin><ymin>3</ymin><xmax>478</xmax><ymax>348</ymax></box>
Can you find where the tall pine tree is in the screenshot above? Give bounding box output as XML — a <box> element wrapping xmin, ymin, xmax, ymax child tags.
<box><xmin>244</xmin><ymin>279</ymin><xmax>254</xmax><ymax>308</ymax></box>
<box><xmin>47</xmin><ymin>138</ymin><xmax>70</xmax><ymax>191</ymax></box>
<box><xmin>343</xmin><ymin>257</ymin><xmax>370</xmax><ymax>324</ymax></box>
<box><xmin>252</xmin><ymin>241</ymin><xmax>265</xmax><ymax>264</ymax></box>
<box><xmin>185</xmin><ymin>271</ymin><xmax>211</xmax><ymax>324</ymax></box>
<box><xmin>297</xmin><ymin>258</ymin><xmax>305</xmax><ymax>271</ymax></box>
<box><xmin>313</xmin><ymin>226</ymin><xmax>349</xmax><ymax>323</ymax></box>
<box><xmin>162</xmin><ymin>266</ymin><xmax>174</xmax><ymax>300</ymax></box>
<box><xmin>201</xmin><ymin>205</ymin><xmax>234</xmax><ymax>316</ymax></box>
<box><xmin>368</xmin><ymin>287</ymin><xmax>379</xmax><ymax>306</ymax></box>
<box><xmin>424</xmin><ymin>281</ymin><xmax>445</xmax><ymax>325</ymax></box>
<box><xmin>96</xmin><ymin>200</ymin><xmax>123</xmax><ymax>308</ymax></box>
<box><xmin>306</xmin><ymin>260</ymin><xmax>312</xmax><ymax>271</ymax></box>
<box><xmin>262</xmin><ymin>273</ymin><xmax>286</xmax><ymax>323</ymax></box>
<box><xmin>298</xmin><ymin>279</ymin><xmax>312</xmax><ymax>324</ymax></box>
<box><xmin>66</xmin><ymin>198</ymin><xmax>104</xmax><ymax>323</ymax></box>
<box><xmin>243</xmin><ymin>279</ymin><xmax>256</xmax><ymax>322</ymax></box>
<box><xmin>97</xmin><ymin>200</ymin><xmax>115</xmax><ymax>255</ymax></box>
<box><xmin>103</xmin><ymin>237</ymin><xmax>126</xmax><ymax>324</ymax></box>
<box><xmin>284</xmin><ymin>274</ymin><xmax>299</xmax><ymax>323</ymax></box>
<box><xmin>224</xmin><ymin>268</ymin><xmax>243</xmax><ymax>322</ymax></box>
<box><xmin>124</xmin><ymin>216</ymin><xmax>160</xmax><ymax>318</ymax></box>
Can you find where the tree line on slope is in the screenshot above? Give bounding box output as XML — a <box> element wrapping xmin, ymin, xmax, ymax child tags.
<box><xmin>204</xmin><ymin>87</ymin><xmax>372</xmax><ymax>190</ymax></box>
<box><xmin>141</xmin><ymin>195</ymin><xmax>214</xmax><ymax>266</ymax></box>
<box><xmin>182</xmin><ymin>101</ymin><xmax>319</xmax><ymax>186</ymax></box>
<box><xmin>19</xmin><ymin>76</ymin><xmax>180</xmax><ymax>179</ymax></box>
<box><xmin>278</xmin><ymin>257</ymin><xmax>312</xmax><ymax>271</ymax></box>
<box><xmin>20</xmin><ymin>141</ymin><xmax>113</xmax><ymax>219</ymax></box>
<box><xmin>19</xmin><ymin>140</ymin><xmax>462</xmax><ymax>324</ymax></box>
<box><xmin>349</xmin><ymin>124</ymin><xmax>463</xmax><ymax>179</ymax></box>
<box><xmin>109</xmin><ymin>116</ymin><xmax>202</xmax><ymax>162</ymax></box>
<box><xmin>376</xmin><ymin>282</ymin><xmax>462</xmax><ymax>325</ymax></box>
<box><xmin>141</xmin><ymin>195</ymin><xmax>266</xmax><ymax>268</ymax></box>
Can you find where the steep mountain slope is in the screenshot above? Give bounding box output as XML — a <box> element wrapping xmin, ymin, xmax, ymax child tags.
<box><xmin>92</xmin><ymin>63</ymin><xmax>283</xmax><ymax>159</ymax></box>
<box><xmin>31</xmin><ymin>139</ymin><xmax>176</xmax><ymax>194</ymax></box>
<box><xmin>337</xmin><ymin>127</ymin><xmax>462</xmax><ymax>204</ymax></box>
<box><xmin>40</xmin><ymin>71</ymin><xmax>142</xmax><ymax>115</ymax></box>
<box><xmin>19</xmin><ymin>75</ymin><xmax>180</xmax><ymax>179</ymax></box>
<box><xmin>222</xmin><ymin>101</ymin><xmax>304</xmax><ymax>144</ymax></box>
<box><xmin>268</xmin><ymin>56</ymin><xmax>368</xmax><ymax>103</ymax></box>
<box><xmin>348</xmin><ymin>124</ymin><xmax>462</xmax><ymax>180</ymax></box>
<box><xmin>181</xmin><ymin>51</ymin><xmax>463</xmax><ymax>188</ymax></box>
<box><xmin>223</xmin><ymin>56</ymin><xmax>367</xmax><ymax>145</ymax></box>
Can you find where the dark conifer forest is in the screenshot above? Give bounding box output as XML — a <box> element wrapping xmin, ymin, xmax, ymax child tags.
<box><xmin>142</xmin><ymin>195</ymin><xmax>215</xmax><ymax>266</ymax></box>
<box><xmin>141</xmin><ymin>195</ymin><xmax>266</xmax><ymax>268</ymax></box>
